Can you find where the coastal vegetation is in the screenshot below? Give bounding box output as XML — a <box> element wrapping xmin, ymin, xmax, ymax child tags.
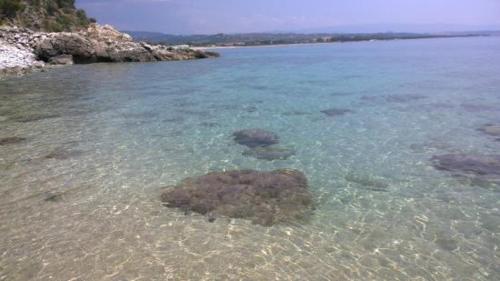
<box><xmin>0</xmin><ymin>0</ymin><xmax>94</xmax><ymax>31</ymax></box>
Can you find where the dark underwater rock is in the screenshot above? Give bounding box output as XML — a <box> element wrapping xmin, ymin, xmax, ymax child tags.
<box><xmin>461</xmin><ymin>103</ymin><xmax>500</xmax><ymax>113</ymax></box>
<box><xmin>478</xmin><ymin>124</ymin><xmax>500</xmax><ymax>137</ymax></box>
<box><xmin>385</xmin><ymin>94</ymin><xmax>427</xmax><ymax>103</ymax></box>
<box><xmin>233</xmin><ymin>129</ymin><xmax>279</xmax><ymax>148</ymax></box>
<box><xmin>345</xmin><ymin>173</ymin><xmax>389</xmax><ymax>192</ymax></box>
<box><xmin>44</xmin><ymin>148</ymin><xmax>84</xmax><ymax>160</ymax></box>
<box><xmin>431</xmin><ymin>154</ymin><xmax>500</xmax><ymax>184</ymax></box>
<box><xmin>242</xmin><ymin>105</ymin><xmax>258</xmax><ymax>113</ymax></box>
<box><xmin>321</xmin><ymin>108</ymin><xmax>353</xmax><ymax>117</ymax></box>
<box><xmin>0</xmin><ymin>137</ymin><xmax>27</xmax><ymax>146</ymax></box>
<box><xmin>361</xmin><ymin>94</ymin><xmax>427</xmax><ymax>104</ymax></box>
<box><xmin>282</xmin><ymin>110</ymin><xmax>309</xmax><ymax>116</ymax></box>
<box><xmin>44</xmin><ymin>192</ymin><xmax>63</xmax><ymax>202</ymax></box>
<box><xmin>243</xmin><ymin>146</ymin><xmax>295</xmax><ymax>161</ymax></box>
<box><xmin>161</xmin><ymin>169</ymin><xmax>313</xmax><ymax>226</ymax></box>
<box><xmin>11</xmin><ymin>113</ymin><xmax>61</xmax><ymax>123</ymax></box>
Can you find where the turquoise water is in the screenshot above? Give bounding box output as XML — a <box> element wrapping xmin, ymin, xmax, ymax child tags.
<box><xmin>1</xmin><ymin>37</ymin><xmax>500</xmax><ymax>280</ymax></box>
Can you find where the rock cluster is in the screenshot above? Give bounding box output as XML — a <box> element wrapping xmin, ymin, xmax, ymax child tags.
<box><xmin>161</xmin><ymin>169</ymin><xmax>313</xmax><ymax>226</ymax></box>
<box><xmin>233</xmin><ymin>128</ymin><xmax>279</xmax><ymax>148</ymax></box>
<box><xmin>0</xmin><ymin>26</ymin><xmax>45</xmax><ymax>76</ymax></box>
<box><xmin>232</xmin><ymin>128</ymin><xmax>296</xmax><ymax>161</ymax></box>
<box><xmin>0</xmin><ymin>24</ymin><xmax>219</xmax><ymax>78</ymax></box>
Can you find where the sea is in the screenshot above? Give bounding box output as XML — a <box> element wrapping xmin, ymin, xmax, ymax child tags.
<box><xmin>1</xmin><ymin>36</ymin><xmax>499</xmax><ymax>280</ymax></box>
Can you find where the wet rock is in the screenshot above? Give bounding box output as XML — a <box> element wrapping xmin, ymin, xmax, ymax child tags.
<box><xmin>242</xmin><ymin>146</ymin><xmax>295</xmax><ymax>161</ymax></box>
<box><xmin>478</xmin><ymin>124</ymin><xmax>500</xmax><ymax>137</ymax></box>
<box><xmin>48</xmin><ymin>54</ymin><xmax>74</xmax><ymax>65</ymax></box>
<box><xmin>161</xmin><ymin>169</ymin><xmax>313</xmax><ymax>226</ymax></box>
<box><xmin>0</xmin><ymin>137</ymin><xmax>26</xmax><ymax>146</ymax></box>
<box><xmin>233</xmin><ymin>129</ymin><xmax>279</xmax><ymax>148</ymax></box>
<box><xmin>321</xmin><ymin>108</ymin><xmax>353</xmax><ymax>117</ymax></box>
<box><xmin>431</xmin><ymin>154</ymin><xmax>500</xmax><ymax>184</ymax></box>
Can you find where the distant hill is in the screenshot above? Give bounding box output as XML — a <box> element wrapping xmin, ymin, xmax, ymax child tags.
<box><xmin>125</xmin><ymin>30</ymin><xmax>491</xmax><ymax>47</ymax></box>
<box><xmin>0</xmin><ymin>0</ymin><xmax>95</xmax><ymax>32</ymax></box>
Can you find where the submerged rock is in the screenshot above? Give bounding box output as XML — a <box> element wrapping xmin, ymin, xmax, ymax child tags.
<box><xmin>233</xmin><ymin>129</ymin><xmax>279</xmax><ymax>148</ymax></box>
<box><xmin>431</xmin><ymin>154</ymin><xmax>500</xmax><ymax>184</ymax></box>
<box><xmin>161</xmin><ymin>169</ymin><xmax>313</xmax><ymax>226</ymax></box>
<box><xmin>321</xmin><ymin>108</ymin><xmax>353</xmax><ymax>117</ymax></box>
<box><xmin>345</xmin><ymin>173</ymin><xmax>389</xmax><ymax>192</ymax></box>
<box><xmin>243</xmin><ymin>146</ymin><xmax>295</xmax><ymax>161</ymax></box>
<box><xmin>44</xmin><ymin>148</ymin><xmax>84</xmax><ymax>160</ymax></box>
<box><xmin>385</xmin><ymin>94</ymin><xmax>427</xmax><ymax>103</ymax></box>
<box><xmin>0</xmin><ymin>137</ymin><xmax>26</xmax><ymax>146</ymax></box>
<box><xmin>44</xmin><ymin>192</ymin><xmax>63</xmax><ymax>202</ymax></box>
<box><xmin>282</xmin><ymin>110</ymin><xmax>309</xmax><ymax>116</ymax></box>
<box><xmin>361</xmin><ymin>94</ymin><xmax>427</xmax><ymax>104</ymax></box>
<box><xmin>478</xmin><ymin>124</ymin><xmax>500</xmax><ymax>137</ymax></box>
<box><xmin>461</xmin><ymin>103</ymin><xmax>500</xmax><ymax>113</ymax></box>
<box><xmin>10</xmin><ymin>113</ymin><xmax>61</xmax><ymax>123</ymax></box>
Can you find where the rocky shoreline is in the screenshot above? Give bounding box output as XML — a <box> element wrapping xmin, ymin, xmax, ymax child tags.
<box><xmin>0</xmin><ymin>24</ymin><xmax>219</xmax><ymax>78</ymax></box>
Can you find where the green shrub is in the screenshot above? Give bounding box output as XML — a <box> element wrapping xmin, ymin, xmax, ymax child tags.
<box><xmin>0</xmin><ymin>0</ymin><xmax>26</xmax><ymax>18</ymax></box>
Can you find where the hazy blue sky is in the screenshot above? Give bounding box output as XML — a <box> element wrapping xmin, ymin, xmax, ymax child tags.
<box><xmin>77</xmin><ymin>0</ymin><xmax>500</xmax><ymax>34</ymax></box>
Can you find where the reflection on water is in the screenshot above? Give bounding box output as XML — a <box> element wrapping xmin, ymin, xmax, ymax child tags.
<box><xmin>1</xmin><ymin>37</ymin><xmax>500</xmax><ymax>280</ymax></box>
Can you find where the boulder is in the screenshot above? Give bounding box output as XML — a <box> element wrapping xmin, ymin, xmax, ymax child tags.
<box><xmin>161</xmin><ymin>169</ymin><xmax>313</xmax><ymax>226</ymax></box>
<box><xmin>35</xmin><ymin>32</ymin><xmax>95</xmax><ymax>62</ymax></box>
<box><xmin>233</xmin><ymin>129</ymin><xmax>279</xmax><ymax>148</ymax></box>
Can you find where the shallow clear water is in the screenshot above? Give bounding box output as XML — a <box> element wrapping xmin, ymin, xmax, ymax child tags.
<box><xmin>1</xmin><ymin>37</ymin><xmax>500</xmax><ymax>280</ymax></box>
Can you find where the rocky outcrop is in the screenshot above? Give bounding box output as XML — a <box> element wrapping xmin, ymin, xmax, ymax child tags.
<box><xmin>161</xmin><ymin>169</ymin><xmax>313</xmax><ymax>226</ymax></box>
<box><xmin>34</xmin><ymin>24</ymin><xmax>219</xmax><ymax>64</ymax></box>
<box><xmin>0</xmin><ymin>24</ymin><xmax>219</xmax><ymax>78</ymax></box>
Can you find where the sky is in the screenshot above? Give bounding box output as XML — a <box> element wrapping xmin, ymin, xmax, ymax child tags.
<box><xmin>76</xmin><ymin>0</ymin><xmax>500</xmax><ymax>34</ymax></box>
